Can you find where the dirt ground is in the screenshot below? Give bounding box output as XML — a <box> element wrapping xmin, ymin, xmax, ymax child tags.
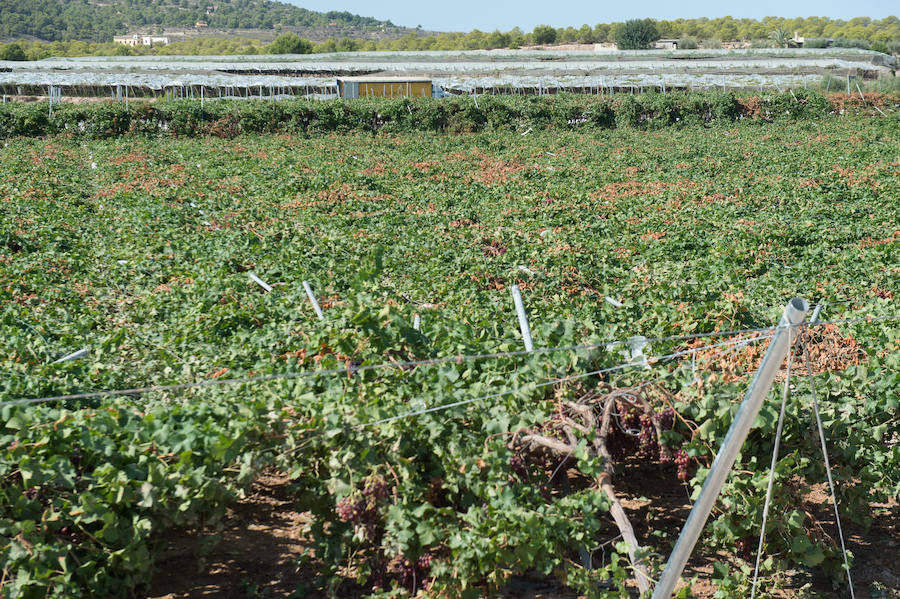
<box><xmin>144</xmin><ymin>469</ymin><xmax>898</xmax><ymax>599</ymax></box>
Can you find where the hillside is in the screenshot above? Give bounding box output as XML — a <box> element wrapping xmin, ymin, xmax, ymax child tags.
<box><xmin>0</xmin><ymin>0</ymin><xmax>407</xmax><ymax>43</ymax></box>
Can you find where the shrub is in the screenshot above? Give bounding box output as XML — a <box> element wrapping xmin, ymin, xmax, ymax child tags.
<box><xmin>699</xmin><ymin>38</ymin><xmax>722</xmax><ymax>49</ymax></box>
<box><xmin>819</xmin><ymin>74</ymin><xmax>846</xmax><ymax>92</ymax></box>
<box><xmin>0</xmin><ymin>91</ymin><xmax>877</xmax><ymax>140</ymax></box>
<box><xmin>750</xmin><ymin>38</ymin><xmax>776</xmax><ymax>48</ymax></box>
<box><xmin>479</xmin><ymin>95</ymin><xmax>524</xmax><ymax>130</ymax></box>
<box><xmin>129</xmin><ymin>103</ymin><xmax>163</xmax><ymax>135</ymax></box>
<box><xmin>678</xmin><ymin>38</ymin><xmax>698</xmax><ymax>50</ymax></box>
<box><xmin>0</xmin><ymin>43</ymin><xmax>27</xmax><ymax>61</ymax></box>
<box><xmin>158</xmin><ymin>100</ymin><xmax>205</xmax><ymax>136</ymax></box>
<box><xmin>86</xmin><ymin>102</ymin><xmax>131</xmax><ymax>138</ymax></box>
<box><xmin>532</xmin><ymin>25</ymin><xmax>557</xmax><ymax>45</ymax></box>
<box><xmin>871</xmin><ymin>41</ymin><xmax>889</xmax><ymax>55</ymax></box>
<box><xmin>759</xmin><ymin>89</ymin><xmax>830</xmax><ymax>121</ymax></box>
<box><xmin>586</xmin><ymin>98</ymin><xmax>615</xmax><ymax>127</ymax></box>
<box><xmin>48</xmin><ymin>104</ymin><xmax>89</xmax><ymax>136</ymax></box>
<box><xmin>615</xmin><ymin>19</ymin><xmax>659</xmax><ymax>50</ymax></box>
<box><xmin>832</xmin><ymin>37</ymin><xmax>870</xmax><ymax>50</ymax></box>
<box><xmin>14</xmin><ymin>104</ymin><xmax>50</xmax><ymax>136</ymax></box>
<box><xmin>613</xmin><ymin>95</ymin><xmax>640</xmax><ymax>128</ymax></box>
<box><xmin>267</xmin><ymin>33</ymin><xmax>313</xmax><ymax>55</ymax></box>
<box><xmin>679</xmin><ymin>91</ymin><xmax>741</xmax><ymax>124</ymax></box>
<box><xmin>407</xmin><ymin>97</ymin><xmax>449</xmax><ymax>131</ymax></box>
<box><xmin>803</xmin><ymin>38</ymin><xmax>829</xmax><ymax>49</ymax></box>
<box><xmin>445</xmin><ymin>96</ymin><xmax>487</xmax><ymax>132</ymax></box>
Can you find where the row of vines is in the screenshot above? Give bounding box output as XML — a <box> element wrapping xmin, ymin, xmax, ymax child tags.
<box><xmin>0</xmin><ymin>90</ymin><xmax>898</xmax><ymax>139</ymax></box>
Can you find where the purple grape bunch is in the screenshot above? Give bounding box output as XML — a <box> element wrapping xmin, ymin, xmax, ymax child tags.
<box><xmin>675</xmin><ymin>448</ymin><xmax>693</xmax><ymax>482</ymax></box>
<box><xmin>395</xmin><ymin>552</ymin><xmax>435</xmax><ymax>592</ymax></box>
<box><xmin>335</xmin><ymin>475</ymin><xmax>392</xmax><ymax>541</ymax></box>
<box><xmin>657</xmin><ymin>407</ymin><xmax>675</xmax><ymax>431</ymax></box>
<box><xmin>637</xmin><ymin>413</ymin><xmax>659</xmax><ymax>458</ymax></box>
<box><xmin>509</xmin><ymin>454</ymin><xmax>527</xmax><ymax>479</ymax></box>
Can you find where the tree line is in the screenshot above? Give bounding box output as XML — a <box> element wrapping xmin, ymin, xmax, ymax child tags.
<box><xmin>1</xmin><ymin>15</ymin><xmax>898</xmax><ymax>60</ymax></box>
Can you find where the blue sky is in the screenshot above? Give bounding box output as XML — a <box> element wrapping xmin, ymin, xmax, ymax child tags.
<box><xmin>288</xmin><ymin>1</ymin><xmax>897</xmax><ymax>32</ymax></box>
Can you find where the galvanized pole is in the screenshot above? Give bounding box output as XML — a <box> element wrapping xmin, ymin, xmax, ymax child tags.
<box><xmin>303</xmin><ymin>281</ymin><xmax>325</xmax><ymax>320</ymax></box>
<box><xmin>510</xmin><ymin>284</ymin><xmax>534</xmax><ymax>352</ymax></box>
<box><xmin>651</xmin><ymin>297</ymin><xmax>809</xmax><ymax>599</ymax></box>
<box><xmin>248</xmin><ymin>272</ymin><xmax>272</xmax><ymax>292</ymax></box>
<box><xmin>52</xmin><ymin>348</ymin><xmax>88</xmax><ymax>364</ymax></box>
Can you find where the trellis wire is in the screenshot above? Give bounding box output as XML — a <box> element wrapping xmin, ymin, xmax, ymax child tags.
<box><xmin>2</xmin><ymin>315</ymin><xmax>897</xmax><ymax>408</ymax></box>
<box><xmin>750</xmin><ymin>328</ymin><xmax>795</xmax><ymax>599</ymax></box>
<box><xmin>362</xmin><ymin>335</ymin><xmax>774</xmax><ymax>428</ymax></box>
<box><xmin>3</xmin><ymin>330</ymin><xmax>772</xmax><ymax>409</ymax></box>
<box><xmin>801</xmin><ymin>333</ymin><xmax>856</xmax><ymax>597</ymax></box>
<box><xmin>749</xmin><ymin>302</ymin><xmax>854</xmax><ymax>599</ymax></box>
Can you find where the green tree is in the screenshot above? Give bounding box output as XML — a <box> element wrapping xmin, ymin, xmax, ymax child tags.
<box><xmin>0</xmin><ymin>43</ymin><xmax>28</xmax><ymax>61</ymax></box>
<box><xmin>560</xmin><ymin>26</ymin><xmax>579</xmax><ymax>43</ymax></box>
<box><xmin>486</xmin><ymin>30</ymin><xmax>510</xmax><ymax>49</ymax></box>
<box><xmin>267</xmin><ymin>32</ymin><xmax>313</xmax><ymax>54</ymax></box>
<box><xmin>593</xmin><ymin>23</ymin><xmax>611</xmax><ymax>42</ymax></box>
<box><xmin>769</xmin><ymin>27</ymin><xmax>791</xmax><ymax>48</ymax></box>
<box><xmin>615</xmin><ymin>18</ymin><xmax>660</xmax><ymax>49</ymax></box>
<box><xmin>532</xmin><ymin>24</ymin><xmax>557</xmax><ymax>45</ymax></box>
<box><xmin>577</xmin><ymin>24</ymin><xmax>595</xmax><ymax>44</ymax></box>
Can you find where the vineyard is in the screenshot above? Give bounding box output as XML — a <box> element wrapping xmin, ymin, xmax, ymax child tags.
<box><xmin>0</xmin><ymin>97</ymin><xmax>898</xmax><ymax>598</ymax></box>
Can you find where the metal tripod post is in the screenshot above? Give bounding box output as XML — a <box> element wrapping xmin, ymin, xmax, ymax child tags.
<box><xmin>651</xmin><ymin>297</ymin><xmax>809</xmax><ymax>598</ymax></box>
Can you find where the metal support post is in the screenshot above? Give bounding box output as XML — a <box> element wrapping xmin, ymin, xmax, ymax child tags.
<box><xmin>651</xmin><ymin>297</ymin><xmax>809</xmax><ymax>598</ymax></box>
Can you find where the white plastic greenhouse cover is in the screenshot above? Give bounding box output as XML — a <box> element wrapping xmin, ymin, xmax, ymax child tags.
<box><xmin>0</xmin><ymin>48</ymin><xmax>891</xmax><ymax>91</ymax></box>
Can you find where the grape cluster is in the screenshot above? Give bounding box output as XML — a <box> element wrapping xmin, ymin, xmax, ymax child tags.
<box><xmin>509</xmin><ymin>454</ymin><xmax>527</xmax><ymax>480</ymax></box>
<box><xmin>394</xmin><ymin>552</ymin><xmax>436</xmax><ymax>592</ymax></box>
<box><xmin>417</xmin><ymin>553</ymin><xmax>433</xmax><ymax>572</ymax></box>
<box><xmin>606</xmin><ymin>402</ymin><xmax>640</xmax><ymax>460</ymax></box>
<box><xmin>368</xmin><ymin>556</ymin><xmax>388</xmax><ymax>592</ymax></box>
<box><xmin>621</xmin><ymin>404</ymin><xmax>641</xmax><ymax>431</ymax></box>
<box><xmin>335</xmin><ymin>495</ymin><xmax>381</xmax><ymax>540</ymax></box>
<box><xmin>735</xmin><ymin>536</ymin><xmax>754</xmax><ymax>562</ymax></box>
<box><xmin>674</xmin><ymin>449</ymin><xmax>693</xmax><ymax>482</ymax></box>
<box><xmin>335</xmin><ymin>475</ymin><xmax>394</xmax><ymax>542</ymax></box>
<box><xmin>334</xmin><ymin>495</ymin><xmax>366</xmax><ymax>523</ymax></box>
<box><xmin>637</xmin><ymin>413</ymin><xmax>659</xmax><ymax>459</ymax></box>
<box><xmin>657</xmin><ymin>407</ymin><xmax>675</xmax><ymax>431</ymax></box>
<box><xmin>396</xmin><ymin>560</ymin><xmax>416</xmax><ymax>590</ymax></box>
<box><xmin>655</xmin><ymin>408</ymin><xmax>677</xmax><ymax>463</ymax></box>
<box><xmin>362</xmin><ymin>475</ymin><xmax>389</xmax><ymax>500</ymax></box>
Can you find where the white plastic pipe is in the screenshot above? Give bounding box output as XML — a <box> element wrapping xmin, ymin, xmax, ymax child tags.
<box><xmin>510</xmin><ymin>285</ymin><xmax>534</xmax><ymax>352</ymax></box>
<box><xmin>651</xmin><ymin>297</ymin><xmax>809</xmax><ymax>599</ymax></box>
<box><xmin>303</xmin><ymin>281</ymin><xmax>324</xmax><ymax>320</ymax></box>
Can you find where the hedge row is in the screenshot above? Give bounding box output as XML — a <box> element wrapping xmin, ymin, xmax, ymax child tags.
<box><xmin>0</xmin><ymin>90</ymin><xmax>894</xmax><ymax>139</ymax></box>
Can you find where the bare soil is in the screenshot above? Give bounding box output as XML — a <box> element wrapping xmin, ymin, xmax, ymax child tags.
<box><xmin>145</xmin><ymin>472</ymin><xmax>318</xmax><ymax>599</ymax></box>
<box><xmin>143</xmin><ymin>469</ymin><xmax>899</xmax><ymax>599</ymax></box>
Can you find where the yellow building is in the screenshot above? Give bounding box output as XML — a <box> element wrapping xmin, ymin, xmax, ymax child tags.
<box><xmin>113</xmin><ymin>35</ymin><xmax>142</xmax><ymax>47</ymax></box>
<box><xmin>337</xmin><ymin>77</ymin><xmax>435</xmax><ymax>99</ymax></box>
